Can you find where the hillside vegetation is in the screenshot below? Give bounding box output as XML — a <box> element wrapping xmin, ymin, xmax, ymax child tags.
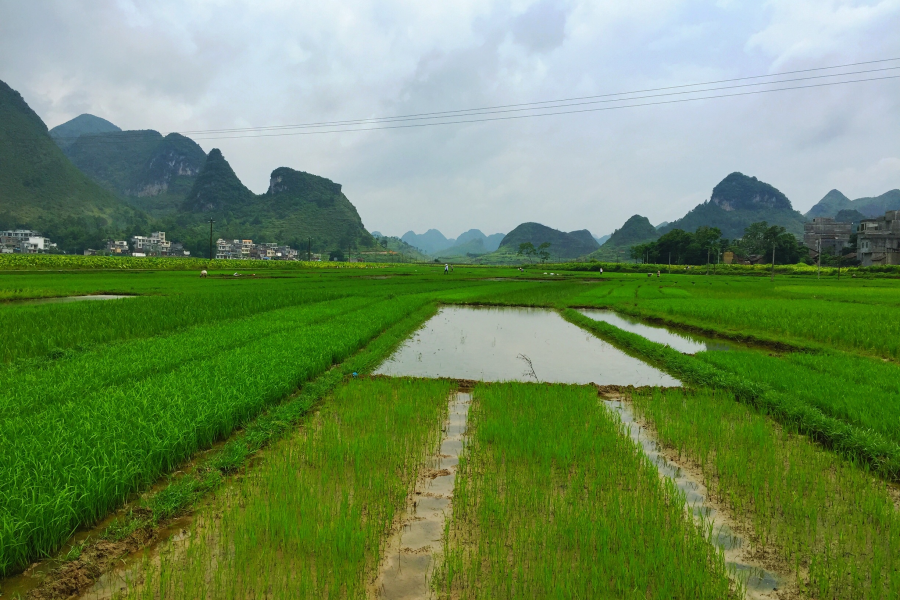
<box><xmin>168</xmin><ymin>152</ymin><xmax>374</xmax><ymax>255</ymax></box>
<box><xmin>660</xmin><ymin>172</ymin><xmax>806</xmax><ymax>239</ymax></box>
<box><xmin>591</xmin><ymin>215</ymin><xmax>659</xmax><ymax>261</ymax></box>
<box><xmin>0</xmin><ymin>80</ymin><xmax>146</xmax><ymax>252</ymax></box>
<box><xmin>485</xmin><ymin>222</ymin><xmax>599</xmax><ymax>261</ymax></box>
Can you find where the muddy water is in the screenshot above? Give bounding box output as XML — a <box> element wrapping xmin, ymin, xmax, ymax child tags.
<box><xmin>579</xmin><ymin>309</ymin><xmax>735</xmax><ymax>353</ymax></box>
<box><xmin>604</xmin><ymin>398</ymin><xmax>785</xmax><ymax>599</ymax></box>
<box><xmin>375</xmin><ymin>306</ymin><xmax>679</xmax><ymax>386</ymax></box>
<box><xmin>372</xmin><ymin>391</ymin><xmax>470</xmax><ymax>599</ymax></box>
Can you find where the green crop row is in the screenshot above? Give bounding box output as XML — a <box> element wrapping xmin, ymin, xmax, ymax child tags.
<box><xmin>0</xmin><ymin>296</ymin><xmax>429</xmax><ymax>576</ymax></box>
<box><xmin>116</xmin><ymin>378</ymin><xmax>451</xmax><ymax>598</ymax></box>
<box><xmin>629</xmin><ymin>297</ymin><xmax>900</xmax><ymax>360</ymax></box>
<box><xmin>434</xmin><ymin>383</ymin><xmax>735</xmax><ymax>599</ymax></box>
<box><xmin>0</xmin><ymin>254</ymin><xmax>378</xmax><ymax>271</ymax></box>
<box><xmin>632</xmin><ymin>387</ymin><xmax>900</xmax><ymax>599</ymax></box>
<box><xmin>696</xmin><ymin>349</ymin><xmax>900</xmax><ymax>444</ymax></box>
<box><xmin>545</xmin><ymin>260</ymin><xmax>899</xmax><ymax>277</ymax></box>
<box><xmin>562</xmin><ymin>309</ymin><xmax>900</xmax><ymax>479</ymax></box>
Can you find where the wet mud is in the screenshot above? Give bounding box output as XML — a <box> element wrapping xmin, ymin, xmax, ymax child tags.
<box><xmin>371</xmin><ymin>391</ymin><xmax>470</xmax><ymax>599</ymax></box>
<box><xmin>603</xmin><ymin>394</ymin><xmax>800</xmax><ymax>599</ymax></box>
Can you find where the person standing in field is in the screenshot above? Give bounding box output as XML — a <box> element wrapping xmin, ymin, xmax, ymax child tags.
<box><xmin>444</xmin><ymin>264</ymin><xmax>449</xmax><ymax>274</ymax></box>
<box><xmin>200</xmin><ymin>269</ymin><xmax>207</xmax><ymax>278</ymax></box>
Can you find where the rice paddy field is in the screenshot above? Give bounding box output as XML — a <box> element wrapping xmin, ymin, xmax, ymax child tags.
<box><xmin>1</xmin><ymin>263</ymin><xmax>899</xmax><ymax>599</ymax></box>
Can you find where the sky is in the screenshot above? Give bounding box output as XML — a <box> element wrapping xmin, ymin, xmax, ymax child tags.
<box><xmin>2</xmin><ymin>0</ymin><xmax>899</xmax><ymax>239</ymax></box>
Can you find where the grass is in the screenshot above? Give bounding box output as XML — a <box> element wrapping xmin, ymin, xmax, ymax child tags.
<box><xmin>118</xmin><ymin>377</ymin><xmax>451</xmax><ymax>598</ymax></box>
<box><xmin>434</xmin><ymin>383</ymin><xmax>735</xmax><ymax>599</ymax></box>
<box><xmin>632</xmin><ymin>387</ymin><xmax>900</xmax><ymax>599</ymax></box>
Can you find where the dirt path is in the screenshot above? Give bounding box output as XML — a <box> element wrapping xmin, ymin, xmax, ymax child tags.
<box><xmin>369</xmin><ymin>391</ymin><xmax>471</xmax><ymax>599</ymax></box>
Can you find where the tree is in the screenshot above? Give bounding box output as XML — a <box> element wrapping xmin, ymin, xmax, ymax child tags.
<box><xmin>737</xmin><ymin>221</ymin><xmax>803</xmax><ymax>264</ymax></box>
<box><xmin>517</xmin><ymin>242</ymin><xmax>536</xmax><ymax>262</ymax></box>
<box><xmin>537</xmin><ymin>242</ymin><xmax>552</xmax><ymax>263</ymax></box>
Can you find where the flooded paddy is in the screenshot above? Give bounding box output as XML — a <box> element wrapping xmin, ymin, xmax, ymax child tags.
<box><xmin>579</xmin><ymin>309</ymin><xmax>734</xmax><ymax>353</ymax></box>
<box><xmin>375</xmin><ymin>306</ymin><xmax>679</xmax><ymax>386</ymax></box>
<box><xmin>8</xmin><ymin>294</ymin><xmax>137</xmax><ymax>306</ymax></box>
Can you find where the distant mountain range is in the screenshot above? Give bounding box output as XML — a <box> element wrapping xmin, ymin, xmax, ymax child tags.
<box><xmin>400</xmin><ymin>229</ymin><xmax>505</xmax><ymax>256</ymax></box>
<box><xmin>0</xmin><ymin>79</ymin><xmax>375</xmax><ymax>255</ymax></box>
<box><xmin>805</xmin><ymin>188</ymin><xmax>900</xmax><ymax>219</ymax></box>
<box><xmin>6</xmin><ymin>80</ymin><xmax>899</xmax><ymax>261</ymax></box>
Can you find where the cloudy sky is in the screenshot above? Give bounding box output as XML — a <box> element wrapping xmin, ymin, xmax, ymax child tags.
<box><xmin>2</xmin><ymin>0</ymin><xmax>899</xmax><ymax>238</ymax></box>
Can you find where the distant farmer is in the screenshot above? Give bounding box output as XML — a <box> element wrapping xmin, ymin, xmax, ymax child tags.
<box><xmin>657</xmin><ymin>271</ymin><xmax>660</xmax><ymax>277</ymax></box>
<box><xmin>200</xmin><ymin>269</ymin><xmax>207</xmax><ymax>278</ymax></box>
<box><xmin>647</xmin><ymin>272</ymin><xmax>652</xmax><ymax>278</ymax></box>
<box><xmin>444</xmin><ymin>264</ymin><xmax>449</xmax><ymax>274</ymax></box>
<box><xmin>599</xmin><ymin>267</ymin><xmax>603</xmax><ymax>274</ymax></box>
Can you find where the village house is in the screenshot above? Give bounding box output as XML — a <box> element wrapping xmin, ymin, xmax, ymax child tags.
<box><xmin>0</xmin><ymin>229</ymin><xmax>57</xmax><ymax>253</ymax></box>
<box><xmin>130</xmin><ymin>231</ymin><xmax>171</xmax><ymax>255</ymax></box>
<box><xmin>803</xmin><ymin>217</ymin><xmax>852</xmax><ymax>257</ymax></box>
<box><xmin>857</xmin><ymin>210</ymin><xmax>900</xmax><ymax>267</ymax></box>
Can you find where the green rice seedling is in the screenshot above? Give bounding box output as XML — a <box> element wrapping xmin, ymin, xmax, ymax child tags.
<box><xmin>0</xmin><ymin>296</ymin><xmax>430</xmax><ymax>575</ymax></box>
<box><xmin>116</xmin><ymin>377</ymin><xmax>451</xmax><ymax>598</ymax></box>
<box><xmin>632</xmin><ymin>387</ymin><xmax>900</xmax><ymax>599</ymax></box>
<box><xmin>434</xmin><ymin>383</ymin><xmax>735</xmax><ymax>599</ymax></box>
<box><xmin>696</xmin><ymin>348</ymin><xmax>900</xmax><ymax>444</ymax></box>
<box><xmin>563</xmin><ymin>309</ymin><xmax>900</xmax><ymax>478</ymax></box>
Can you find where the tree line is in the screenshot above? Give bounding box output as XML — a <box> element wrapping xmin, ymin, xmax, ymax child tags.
<box><xmin>628</xmin><ymin>222</ymin><xmax>812</xmax><ymax>266</ymax></box>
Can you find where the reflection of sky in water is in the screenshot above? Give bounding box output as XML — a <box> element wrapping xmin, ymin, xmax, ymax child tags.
<box><xmin>578</xmin><ymin>309</ymin><xmax>732</xmax><ymax>354</ymax></box>
<box><xmin>375</xmin><ymin>306</ymin><xmax>680</xmax><ymax>386</ymax></box>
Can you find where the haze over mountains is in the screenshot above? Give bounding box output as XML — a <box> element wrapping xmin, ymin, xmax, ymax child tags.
<box><xmin>400</xmin><ymin>229</ymin><xmax>505</xmax><ymax>256</ymax></box>
<box><xmin>805</xmin><ymin>189</ymin><xmax>900</xmax><ymax>219</ymax></box>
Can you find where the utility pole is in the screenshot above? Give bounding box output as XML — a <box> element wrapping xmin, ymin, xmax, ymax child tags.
<box><xmin>707</xmin><ymin>247</ymin><xmax>710</xmax><ymax>275</ymax></box>
<box><xmin>817</xmin><ymin>238</ymin><xmax>821</xmax><ymax>279</ymax></box>
<box><xmin>208</xmin><ymin>219</ymin><xmax>215</xmax><ymax>261</ymax></box>
<box><xmin>668</xmin><ymin>251</ymin><xmax>671</xmax><ymax>274</ymax></box>
<box><xmin>771</xmin><ymin>242</ymin><xmax>776</xmax><ymax>282</ymax></box>
<box><xmin>307</xmin><ymin>237</ymin><xmax>311</xmax><ymax>261</ymax></box>
<box><xmin>838</xmin><ymin>252</ymin><xmax>842</xmax><ymax>280</ymax></box>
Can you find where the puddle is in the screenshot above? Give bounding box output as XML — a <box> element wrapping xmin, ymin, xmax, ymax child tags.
<box><xmin>604</xmin><ymin>398</ymin><xmax>785</xmax><ymax>599</ymax></box>
<box><xmin>579</xmin><ymin>309</ymin><xmax>734</xmax><ymax>353</ymax></box>
<box><xmin>7</xmin><ymin>294</ymin><xmax>137</xmax><ymax>306</ymax></box>
<box><xmin>373</xmin><ymin>391</ymin><xmax>470</xmax><ymax>599</ymax></box>
<box><xmin>375</xmin><ymin>306</ymin><xmax>680</xmax><ymax>386</ymax></box>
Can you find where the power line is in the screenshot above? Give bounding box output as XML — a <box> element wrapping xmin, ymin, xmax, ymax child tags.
<box><xmin>188</xmin><ymin>74</ymin><xmax>900</xmax><ymax>139</ymax></box>
<box><xmin>40</xmin><ymin>58</ymin><xmax>900</xmax><ymax>144</ymax></box>
<box><xmin>179</xmin><ymin>57</ymin><xmax>900</xmax><ymax>134</ymax></box>
<box><xmin>185</xmin><ymin>66</ymin><xmax>900</xmax><ymax>136</ymax></box>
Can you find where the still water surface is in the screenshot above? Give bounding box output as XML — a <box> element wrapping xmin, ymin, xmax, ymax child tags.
<box><xmin>375</xmin><ymin>306</ymin><xmax>680</xmax><ymax>386</ymax></box>
<box><xmin>578</xmin><ymin>309</ymin><xmax>734</xmax><ymax>353</ymax></box>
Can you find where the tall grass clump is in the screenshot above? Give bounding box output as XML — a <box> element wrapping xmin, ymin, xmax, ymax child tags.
<box><xmin>118</xmin><ymin>378</ymin><xmax>451</xmax><ymax>598</ymax></box>
<box><xmin>434</xmin><ymin>383</ymin><xmax>735</xmax><ymax>599</ymax></box>
<box><xmin>632</xmin><ymin>387</ymin><xmax>900</xmax><ymax>599</ymax></box>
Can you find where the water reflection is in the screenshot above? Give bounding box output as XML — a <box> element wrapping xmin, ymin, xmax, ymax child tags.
<box><xmin>578</xmin><ymin>309</ymin><xmax>733</xmax><ymax>354</ymax></box>
<box><xmin>375</xmin><ymin>306</ymin><xmax>680</xmax><ymax>386</ymax></box>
